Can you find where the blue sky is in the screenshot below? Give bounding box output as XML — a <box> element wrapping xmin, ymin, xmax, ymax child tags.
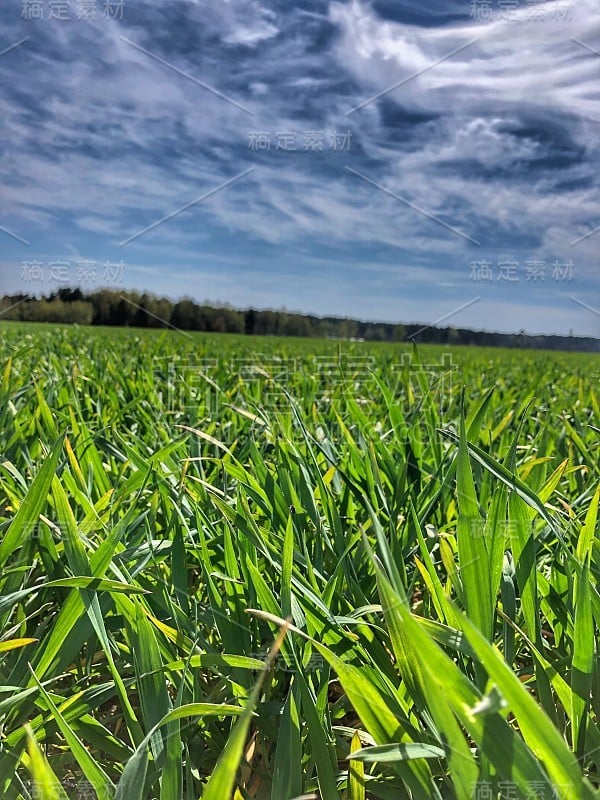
<box><xmin>1</xmin><ymin>0</ymin><xmax>599</xmax><ymax>336</ymax></box>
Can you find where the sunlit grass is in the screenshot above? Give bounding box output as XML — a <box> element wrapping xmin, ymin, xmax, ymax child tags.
<box><xmin>0</xmin><ymin>322</ymin><xmax>598</xmax><ymax>799</ymax></box>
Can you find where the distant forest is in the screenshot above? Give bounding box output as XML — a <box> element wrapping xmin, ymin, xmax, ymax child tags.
<box><xmin>1</xmin><ymin>287</ymin><xmax>598</xmax><ymax>352</ymax></box>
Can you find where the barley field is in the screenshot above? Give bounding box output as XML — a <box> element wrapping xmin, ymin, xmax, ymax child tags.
<box><xmin>0</xmin><ymin>321</ymin><xmax>598</xmax><ymax>800</ymax></box>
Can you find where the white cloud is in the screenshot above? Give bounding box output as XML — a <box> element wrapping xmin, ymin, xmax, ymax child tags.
<box><xmin>330</xmin><ymin>0</ymin><xmax>600</xmax><ymax>121</ymax></box>
<box><xmin>0</xmin><ymin>0</ymin><xmax>597</xmax><ymax>335</ymax></box>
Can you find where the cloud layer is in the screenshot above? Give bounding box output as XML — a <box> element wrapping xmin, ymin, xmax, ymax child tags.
<box><xmin>0</xmin><ymin>0</ymin><xmax>598</xmax><ymax>335</ymax></box>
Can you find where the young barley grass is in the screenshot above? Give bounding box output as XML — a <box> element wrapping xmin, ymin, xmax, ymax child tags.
<box><xmin>0</xmin><ymin>322</ymin><xmax>598</xmax><ymax>799</ymax></box>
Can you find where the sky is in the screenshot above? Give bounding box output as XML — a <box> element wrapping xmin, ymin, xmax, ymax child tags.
<box><xmin>0</xmin><ymin>0</ymin><xmax>599</xmax><ymax>336</ymax></box>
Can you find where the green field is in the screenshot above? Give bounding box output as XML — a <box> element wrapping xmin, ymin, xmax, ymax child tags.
<box><xmin>0</xmin><ymin>322</ymin><xmax>598</xmax><ymax>800</ymax></box>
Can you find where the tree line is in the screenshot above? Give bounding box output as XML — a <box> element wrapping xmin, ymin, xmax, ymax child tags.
<box><xmin>0</xmin><ymin>287</ymin><xmax>597</xmax><ymax>352</ymax></box>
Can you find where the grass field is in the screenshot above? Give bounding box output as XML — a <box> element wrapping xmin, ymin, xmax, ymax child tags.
<box><xmin>0</xmin><ymin>321</ymin><xmax>598</xmax><ymax>800</ymax></box>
